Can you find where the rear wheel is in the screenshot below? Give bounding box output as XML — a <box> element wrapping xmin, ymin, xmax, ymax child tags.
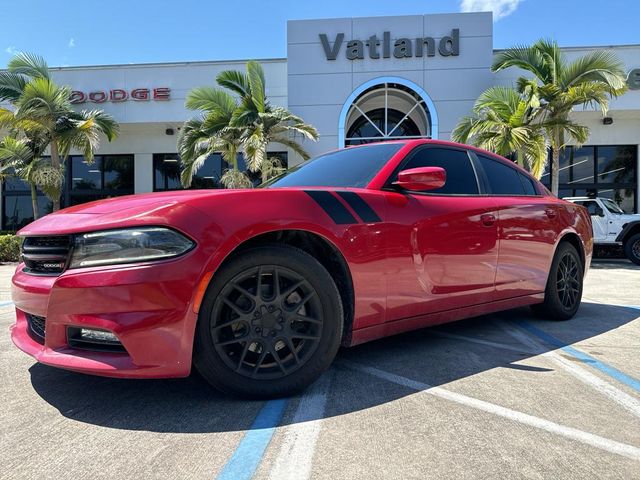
<box><xmin>532</xmin><ymin>242</ymin><xmax>583</xmax><ymax>320</ymax></box>
<box><xmin>194</xmin><ymin>245</ymin><xmax>343</xmax><ymax>398</ymax></box>
<box><xmin>624</xmin><ymin>233</ymin><xmax>640</xmax><ymax>266</ymax></box>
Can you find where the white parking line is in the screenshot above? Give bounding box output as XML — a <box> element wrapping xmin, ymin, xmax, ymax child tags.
<box><xmin>342</xmin><ymin>361</ymin><xmax>640</xmax><ymax>460</ymax></box>
<box><xmin>496</xmin><ymin>320</ymin><xmax>640</xmax><ymax>419</ymax></box>
<box><xmin>267</xmin><ymin>373</ymin><xmax>332</xmax><ymax>480</ymax></box>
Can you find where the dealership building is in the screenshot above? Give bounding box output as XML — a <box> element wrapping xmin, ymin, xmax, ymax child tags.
<box><xmin>2</xmin><ymin>12</ymin><xmax>640</xmax><ymax>230</ymax></box>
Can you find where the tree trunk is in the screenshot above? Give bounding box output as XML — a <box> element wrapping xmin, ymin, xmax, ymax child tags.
<box><xmin>550</xmin><ymin>145</ymin><xmax>560</xmax><ymax>196</ymax></box>
<box><xmin>30</xmin><ymin>183</ymin><xmax>39</xmax><ymax>221</ymax></box>
<box><xmin>50</xmin><ymin>140</ymin><xmax>62</xmax><ymax>211</ymax></box>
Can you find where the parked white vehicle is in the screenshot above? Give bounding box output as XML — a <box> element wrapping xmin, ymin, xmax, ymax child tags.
<box><xmin>565</xmin><ymin>196</ymin><xmax>640</xmax><ymax>265</ymax></box>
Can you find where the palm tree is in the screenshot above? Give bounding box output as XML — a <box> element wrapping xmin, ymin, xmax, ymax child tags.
<box><xmin>219</xmin><ymin>61</ymin><xmax>319</xmax><ymax>183</ymax></box>
<box><xmin>178</xmin><ymin>89</ymin><xmax>252</xmax><ymax>188</ymax></box>
<box><xmin>452</xmin><ymin>86</ymin><xmax>549</xmax><ymax>178</ymax></box>
<box><xmin>492</xmin><ymin>39</ymin><xmax>627</xmax><ymax>194</ymax></box>
<box><xmin>178</xmin><ymin>61</ymin><xmax>318</xmax><ymax>187</ymax></box>
<box><xmin>0</xmin><ymin>53</ymin><xmax>119</xmax><ymax>211</ymax></box>
<box><xmin>0</xmin><ymin>135</ymin><xmax>63</xmax><ymax>221</ymax></box>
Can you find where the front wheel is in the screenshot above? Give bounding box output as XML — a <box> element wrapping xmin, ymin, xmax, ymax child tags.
<box><xmin>193</xmin><ymin>245</ymin><xmax>343</xmax><ymax>398</ymax></box>
<box><xmin>532</xmin><ymin>242</ymin><xmax>584</xmax><ymax>321</ymax></box>
<box><xmin>624</xmin><ymin>233</ymin><xmax>640</xmax><ymax>266</ymax></box>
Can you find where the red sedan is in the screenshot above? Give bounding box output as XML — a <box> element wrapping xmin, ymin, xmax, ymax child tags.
<box><xmin>11</xmin><ymin>140</ymin><xmax>593</xmax><ymax>398</ymax></box>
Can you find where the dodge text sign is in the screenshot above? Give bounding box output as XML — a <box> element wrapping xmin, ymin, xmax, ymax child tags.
<box><xmin>70</xmin><ymin>87</ymin><xmax>171</xmax><ymax>104</ymax></box>
<box><xmin>320</xmin><ymin>29</ymin><xmax>460</xmax><ymax>60</ymax></box>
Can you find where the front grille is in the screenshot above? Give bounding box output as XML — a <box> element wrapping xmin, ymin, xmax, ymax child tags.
<box><xmin>21</xmin><ymin>236</ymin><xmax>72</xmax><ymax>275</ymax></box>
<box><xmin>26</xmin><ymin>314</ymin><xmax>46</xmax><ymax>344</ymax></box>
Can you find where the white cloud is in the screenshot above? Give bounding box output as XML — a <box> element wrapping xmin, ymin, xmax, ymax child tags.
<box><xmin>68</xmin><ymin>38</ymin><xmax>75</xmax><ymax>48</ymax></box>
<box><xmin>5</xmin><ymin>45</ymin><xmax>18</xmax><ymax>55</ymax></box>
<box><xmin>460</xmin><ymin>0</ymin><xmax>523</xmax><ymax>20</ymax></box>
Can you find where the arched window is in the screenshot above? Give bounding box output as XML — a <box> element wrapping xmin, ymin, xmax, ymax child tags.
<box><xmin>343</xmin><ymin>82</ymin><xmax>432</xmax><ymax>146</ymax></box>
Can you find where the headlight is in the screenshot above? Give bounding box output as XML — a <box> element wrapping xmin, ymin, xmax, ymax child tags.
<box><xmin>69</xmin><ymin>227</ymin><xmax>195</xmax><ymax>268</ymax></box>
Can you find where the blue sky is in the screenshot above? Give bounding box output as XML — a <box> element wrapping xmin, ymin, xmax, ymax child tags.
<box><xmin>2</xmin><ymin>0</ymin><xmax>639</xmax><ymax>67</ymax></box>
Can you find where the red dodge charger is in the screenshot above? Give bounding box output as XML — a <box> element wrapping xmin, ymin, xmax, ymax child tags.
<box><xmin>11</xmin><ymin>140</ymin><xmax>593</xmax><ymax>398</ymax></box>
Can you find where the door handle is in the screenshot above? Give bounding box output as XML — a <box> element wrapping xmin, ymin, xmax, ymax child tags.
<box><xmin>545</xmin><ymin>208</ymin><xmax>557</xmax><ymax>219</ymax></box>
<box><xmin>480</xmin><ymin>214</ymin><xmax>496</xmax><ymax>226</ymax></box>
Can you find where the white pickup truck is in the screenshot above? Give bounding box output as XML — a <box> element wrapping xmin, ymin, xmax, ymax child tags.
<box><xmin>565</xmin><ymin>196</ymin><xmax>640</xmax><ymax>265</ymax></box>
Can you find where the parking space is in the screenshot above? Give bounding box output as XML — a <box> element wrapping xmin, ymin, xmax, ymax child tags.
<box><xmin>1</xmin><ymin>260</ymin><xmax>638</xmax><ymax>479</ymax></box>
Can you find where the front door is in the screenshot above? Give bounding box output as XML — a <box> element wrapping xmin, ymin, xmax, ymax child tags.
<box><xmin>383</xmin><ymin>146</ymin><xmax>499</xmax><ymax>322</ymax></box>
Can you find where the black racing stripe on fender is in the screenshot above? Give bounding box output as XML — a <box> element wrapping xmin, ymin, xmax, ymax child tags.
<box><xmin>304</xmin><ymin>190</ymin><xmax>358</xmax><ymax>225</ymax></box>
<box><xmin>336</xmin><ymin>191</ymin><xmax>382</xmax><ymax>223</ymax></box>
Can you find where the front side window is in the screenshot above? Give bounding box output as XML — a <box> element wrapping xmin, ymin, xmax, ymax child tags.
<box><xmin>477</xmin><ymin>155</ymin><xmax>525</xmax><ymax>195</ymax></box>
<box><xmin>390</xmin><ymin>147</ymin><xmax>478</xmax><ymax>195</ymax></box>
<box><xmin>601</xmin><ymin>198</ymin><xmax>624</xmax><ymax>214</ymax></box>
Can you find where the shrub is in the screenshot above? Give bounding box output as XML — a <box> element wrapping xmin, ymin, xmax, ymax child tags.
<box><xmin>0</xmin><ymin>235</ymin><xmax>23</xmax><ymax>262</ymax></box>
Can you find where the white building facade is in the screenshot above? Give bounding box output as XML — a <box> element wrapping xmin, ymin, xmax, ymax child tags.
<box><xmin>3</xmin><ymin>12</ymin><xmax>640</xmax><ymax>229</ymax></box>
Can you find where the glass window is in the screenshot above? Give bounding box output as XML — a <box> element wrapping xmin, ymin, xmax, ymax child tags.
<box><xmin>267</xmin><ymin>143</ymin><xmax>404</xmax><ymax>189</ymax></box>
<box><xmin>597</xmin><ymin>188</ymin><xmax>635</xmax><ymax>213</ymax></box>
<box><xmin>569</xmin><ymin>147</ymin><xmax>594</xmax><ymax>184</ymax></box>
<box><xmin>600</xmin><ymin>198</ymin><xmax>624</xmax><ymax>214</ymax></box>
<box><xmin>104</xmin><ymin>155</ymin><xmax>134</xmax><ymax>191</ymax></box>
<box><xmin>477</xmin><ymin>155</ymin><xmax>525</xmax><ymax>195</ymax></box>
<box><xmin>71</xmin><ymin>156</ymin><xmax>102</xmax><ymax>190</ymax></box>
<box><xmin>2</xmin><ymin>194</ymin><xmax>53</xmax><ymax>231</ymax></box>
<box><xmin>575</xmin><ymin>200</ymin><xmax>600</xmax><ymax>216</ymax></box>
<box><xmin>597</xmin><ymin>146</ymin><xmax>636</xmax><ymax>185</ymax></box>
<box><xmin>153</xmin><ymin>154</ymin><xmax>182</xmax><ymax>190</ymax></box>
<box><xmin>519</xmin><ymin>173</ymin><xmax>538</xmax><ymax>195</ymax></box>
<box><xmin>558</xmin><ymin>148</ymin><xmax>571</xmax><ymax>184</ymax></box>
<box><xmin>394</xmin><ymin>147</ymin><xmax>479</xmax><ymax>195</ymax></box>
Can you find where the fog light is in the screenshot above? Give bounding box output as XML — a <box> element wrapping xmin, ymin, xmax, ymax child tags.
<box><xmin>67</xmin><ymin>326</ymin><xmax>126</xmax><ymax>352</ymax></box>
<box><xmin>80</xmin><ymin>328</ymin><xmax>119</xmax><ymax>343</ymax></box>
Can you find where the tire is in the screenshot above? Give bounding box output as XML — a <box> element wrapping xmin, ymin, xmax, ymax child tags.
<box><xmin>531</xmin><ymin>242</ymin><xmax>584</xmax><ymax>321</ymax></box>
<box><xmin>623</xmin><ymin>233</ymin><xmax>640</xmax><ymax>266</ymax></box>
<box><xmin>193</xmin><ymin>244</ymin><xmax>343</xmax><ymax>399</ymax></box>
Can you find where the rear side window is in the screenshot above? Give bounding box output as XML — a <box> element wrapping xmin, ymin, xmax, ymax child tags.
<box><xmin>396</xmin><ymin>147</ymin><xmax>479</xmax><ymax>194</ymax></box>
<box><xmin>518</xmin><ymin>173</ymin><xmax>539</xmax><ymax>195</ymax></box>
<box><xmin>477</xmin><ymin>155</ymin><xmax>525</xmax><ymax>195</ymax></box>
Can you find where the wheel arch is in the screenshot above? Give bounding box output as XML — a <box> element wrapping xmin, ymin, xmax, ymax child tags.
<box><xmin>204</xmin><ymin>228</ymin><xmax>355</xmax><ymax>347</ymax></box>
<box><xmin>556</xmin><ymin>231</ymin><xmax>586</xmax><ymax>269</ymax></box>
<box><xmin>616</xmin><ymin>221</ymin><xmax>640</xmax><ymax>243</ymax></box>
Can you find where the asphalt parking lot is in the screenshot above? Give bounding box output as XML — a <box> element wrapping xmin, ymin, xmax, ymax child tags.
<box><xmin>1</xmin><ymin>259</ymin><xmax>638</xmax><ymax>480</ymax></box>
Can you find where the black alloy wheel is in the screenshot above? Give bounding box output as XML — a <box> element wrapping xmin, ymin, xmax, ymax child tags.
<box><xmin>194</xmin><ymin>245</ymin><xmax>343</xmax><ymax>398</ymax></box>
<box><xmin>555</xmin><ymin>251</ymin><xmax>581</xmax><ymax>311</ymax></box>
<box><xmin>211</xmin><ymin>265</ymin><xmax>323</xmax><ymax>380</ymax></box>
<box><xmin>532</xmin><ymin>242</ymin><xmax>584</xmax><ymax>321</ymax></box>
<box><xmin>624</xmin><ymin>233</ymin><xmax>640</xmax><ymax>266</ymax></box>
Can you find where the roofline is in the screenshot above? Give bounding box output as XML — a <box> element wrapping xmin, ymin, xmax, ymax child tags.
<box><xmin>494</xmin><ymin>43</ymin><xmax>640</xmax><ymax>53</ymax></box>
<box><xmin>44</xmin><ymin>57</ymin><xmax>287</xmax><ymax>71</ymax></box>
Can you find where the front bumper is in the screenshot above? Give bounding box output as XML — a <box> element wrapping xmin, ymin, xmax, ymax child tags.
<box><xmin>10</xmin><ymin>256</ymin><xmax>202</xmax><ymax>379</ymax></box>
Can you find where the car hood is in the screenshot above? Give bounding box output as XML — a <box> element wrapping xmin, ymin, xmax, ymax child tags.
<box><xmin>17</xmin><ymin>190</ymin><xmax>239</xmax><ymax>236</ymax></box>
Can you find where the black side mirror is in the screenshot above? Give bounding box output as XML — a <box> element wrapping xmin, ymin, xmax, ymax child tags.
<box><xmin>594</xmin><ymin>206</ymin><xmax>605</xmax><ymax>217</ymax></box>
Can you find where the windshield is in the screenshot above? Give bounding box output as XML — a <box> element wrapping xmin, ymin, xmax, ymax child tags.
<box><xmin>601</xmin><ymin>198</ymin><xmax>625</xmax><ymax>214</ymax></box>
<box><xmin>265</xmin><ymin>143</ymin><xmax>404</xmax><ymax>188</ymax></box>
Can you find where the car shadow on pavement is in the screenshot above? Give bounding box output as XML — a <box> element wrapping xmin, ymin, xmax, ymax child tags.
<box><xmin>28</xmin><ymin>301</ymin><xmax>639</xmax><ymax>434</ymax></box>
<box><xmin>590</xmin><ymin>259</ymin><xmax>638</xmax><ymax>270</ymax></box>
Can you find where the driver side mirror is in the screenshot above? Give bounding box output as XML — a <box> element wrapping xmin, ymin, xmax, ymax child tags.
<box><xmin>393</xmin><ymin>166</ymin><xmax>446</xmax><ymax>192</ymax></box>
<box><xmin>594</xmin><ymin>206</ymin><xmax>605</xmax><ymax>217</ymax></box>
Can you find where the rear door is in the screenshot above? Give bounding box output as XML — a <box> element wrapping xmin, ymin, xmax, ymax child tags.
<box><xmin>473</xmin><ymin>153</ymin><xmax>558</xmax><ymax>299</ymax></box>
<box><xmin>382</xmin><ymin>145</ymin><xmax>500</xmax><ymax>322</ymax></box>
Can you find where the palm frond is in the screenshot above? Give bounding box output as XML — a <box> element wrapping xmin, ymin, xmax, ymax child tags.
<box><xmin>7</xmin><ymin>52</ymin><xmax>50</xmax><ymax>80</ymax></box>
<box><xmin>0</xmin><ymin>72</ymin><xmax>27</xmax><ymax>103</ymax></box>
<box><xmin>216</xmin><ymin>69</ymin><xmax>250</xmax><ymax>97</ymax></box>
<box><xmin>246</xmin><ymin>61</ymin><xmax>266</xmax><ymax>113</ymax></box>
